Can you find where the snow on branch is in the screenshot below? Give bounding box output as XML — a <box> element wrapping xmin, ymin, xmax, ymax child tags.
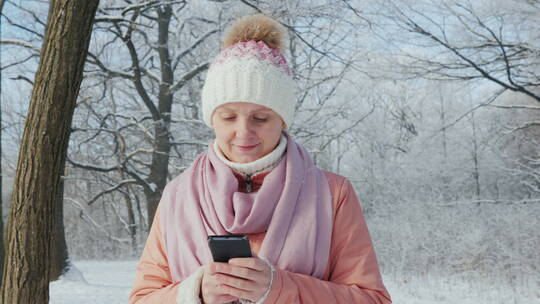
<box><xmin>389</xmin><ymin>2</ymin><xmax>540</xmax><ymax>103</ymax></box>
<box><xmin>87</xmin><ymin>179</ymin><xmax>138</xmax><ymax>205</ymax></box>
<box><xmin>169</xmin><ymin>62</ymin><xmax>210</xmax><ymax>93</ymax></box>
<box><xmin>140</xmin><ymin>67</ymin><xmax>161</xmax><ymax>83</ymax></box>
<box><xmin>440</xmin><ymin>199</ymin><xmax>540</xmax><ymax>206</ymax></box>
<box><xmin>169</xmin><ymin>139</ymin><xmax>210</xmax><ymax>147</ymax></box>
<box><xmin>0</xmin><ymin>39</ymin><xmax>40</xmax><ymax>52</ymax></box>
<box><xmin>67</xmin><ymin>157</ymin><xmax>121</xmax><ymax>172</ymax></box>
<box><xmin>513</xmin><ymin>121</ymin><xmax>540</xmax><ymax>131</ymax></box>
<box><xmin>172</xmin><ymin>29</ymin><xmax>219</xmax><ymax>70</ymax></box>
<box><xmin>94</xmin><ymin>15</ymin><xmax>133</xmax><ymax>23</ymax></box>
<box><xmin>102</xmin><ymin>0</ymin><xmax>187</xmax><ymax>16</ymax></box>
<box><xmin>86</xmin><ymin>52</ymin><xmax>133</xmax><ymax>79</ymax></box>
<box><xmin>110</xmin><ymin>199</ymin><xmax>134</xmax><ymax>235</ymax></box>
<box><xmin>488</xmin><ymin>104</ymin><xmax>540</xmax><ymax>111</ymax></box>
<box><xmin>65</xmin><ymin>197</ymin><xmax>131</xmax><ymax>244</ymax></box>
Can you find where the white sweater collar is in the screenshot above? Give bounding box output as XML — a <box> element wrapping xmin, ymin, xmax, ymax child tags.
<box><xmin>213</xmin><ymin>135</ymin><xmax>287</xmax><ymax>177</ymax></box>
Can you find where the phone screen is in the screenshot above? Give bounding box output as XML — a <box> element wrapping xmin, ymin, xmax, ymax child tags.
<box><xmin>207</xmin><ymin>234</ymin><xmax>253</xmax><ymax>262</ymax></box>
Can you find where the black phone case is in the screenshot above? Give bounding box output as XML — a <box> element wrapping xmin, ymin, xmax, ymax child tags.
<box><xmin>208</xmin><ymin>234</ymin><xmax>253</xmax><ymax>262</ymax></box>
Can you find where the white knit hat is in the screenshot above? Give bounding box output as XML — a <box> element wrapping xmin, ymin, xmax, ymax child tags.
<box><xmin>201</xmin><ymin>15</ymin><xmax>296</xmax><ymax>128</ymax></box>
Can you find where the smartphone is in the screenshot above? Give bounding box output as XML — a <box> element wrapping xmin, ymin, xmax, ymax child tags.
<box><xmin>207</xmin><ymin>234</ymin><xmax>253</xmax><ymax>263</ymax></box>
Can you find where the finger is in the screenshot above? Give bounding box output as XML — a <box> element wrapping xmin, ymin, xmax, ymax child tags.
<box><xmin>215</xmin><ymin>273</ymin><xmax>257</xmax><ymax>291</ymax></box>
<box><xmin>220</xmin><ymin>283</ymin><xmax>257</xmax><ymax>302</ymax></box>
<box><xmin>206</xmin><ymin>289</ymin><xmax>238</xmax><ymax>304</ymax></box>
<box><xmin>228</xmin><ymin>258</ymin><xmax>266</xmax><ymax>271</ymax></box>
<box><xmin>202</xmin><ymin>271</ymin><xmax>240</xmax><ymax>304</ymax></box>
<box><xmin>216</xmin><ymin>294</ymin><xmax>238</xmax><ymax>303</ymax></box>
<box><xmin>208</xmin><ymin>262</ymin><xmax>229</xmax><ymax>275</ymax></box>
<box><xmin>214</xmin><ymin>264</ymin><xmax>263</xmax><ymax>281</ymax></box>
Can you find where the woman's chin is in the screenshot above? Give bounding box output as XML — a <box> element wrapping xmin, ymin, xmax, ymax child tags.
<box><xmin>232</xmin><ymin>156</ymin><xmax>258</xmax><ymax>163</ymax></box>
<box><xmin>230</xmin><ymin>152</ymin><xmax>262</xmax><ymax>163</ymax></box>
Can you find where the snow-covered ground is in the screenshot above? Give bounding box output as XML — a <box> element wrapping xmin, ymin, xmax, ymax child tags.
<box><xmin>50</xmin><ymin>260</ymin><xmax>539</xmax><ymax>304</ymax></box>
<box><xmin>50</xmin><ymin>260</ymin><xmax>135</xmax><ymax>304</ymax></box>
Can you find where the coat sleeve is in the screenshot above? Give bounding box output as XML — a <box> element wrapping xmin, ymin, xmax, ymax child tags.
<box><xmin>128</xmin><ymin>204</ymin><xmax>181</xmax><ymax>304</ymax></box>
<box><xmin>262</xmin><ymin>177</ymin><xmax>393</xmax><ymax>303</ymax></box>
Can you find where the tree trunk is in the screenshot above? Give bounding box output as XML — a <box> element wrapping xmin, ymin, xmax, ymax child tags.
<box><xmin>438</xmin><ymin>86</ymin><xmax>451</xmax><ymax>201</ymax></box>
<box><xmin>0</xmin><ymin>0</ymin><xmax>6</xmax><ymax>287</ymax></box>
<box><xmin>471</xmin><ymin>109</ymin><xmax>481</xmax><ymax>199</ymax></box>
<box><xmin>145</xmin><ymin>5</ymin><xmax>174</xmax><ymax>228</ymax></box>
<box><xmin>0</xmin><ymin>0</ymin><xmax>99</xmax><ymax>302</ymax></box>
<box><xmin>123</xmin><ymin>189</ymin><xmax>137</xmax><ymax>252</ymax></box>
<box><xmin>120</xmin><ymin>172</ymin><xmax>137</xmax><ymax>252</ymax></box>
<box><xmin>49</xmin><ymin>167</ymin><xmax>69</xmax><ymax>281</ymax></box>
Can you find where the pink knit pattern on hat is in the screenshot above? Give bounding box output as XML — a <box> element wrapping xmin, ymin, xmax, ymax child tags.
<box><xmin>214</xmin><ymin>40</ymin><xmax>291</xmax><ymax>76</ymax></box>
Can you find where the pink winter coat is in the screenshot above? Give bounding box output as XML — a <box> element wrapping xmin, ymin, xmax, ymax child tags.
<box><xmin>129</xmin><ymin>170</ymin><xmax>392</xmax><ymax>303</ymax></box>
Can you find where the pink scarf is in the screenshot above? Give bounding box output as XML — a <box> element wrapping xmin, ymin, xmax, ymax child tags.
<box><xmin>159</xmin><ymin>131</ymin><xmax>333</xmax><ymax>281</ymax></box>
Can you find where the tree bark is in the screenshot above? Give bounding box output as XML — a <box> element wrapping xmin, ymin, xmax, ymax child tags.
<box><xmin>0</xmin><ymin>0</ymin><xmax>99</xmax><ymax>302</ymax></box>
<box><xmin>470</xmin><ymin>107</ymin><xmax>481</xmax><ymax>199</ymax></box>
<box><xmin>144</xmin><ymin>5</ymin><xmax>174</xmax><ymax>228</ymax></box>
<box><xmin>0</xmin><ymin>0</ymin><xmax>5</xmax><ymax>288</ymax></box>
<box><xmin>49</xmin><ymin>165</ymin><xmax>69</xmax><ymax>281</ymax></box>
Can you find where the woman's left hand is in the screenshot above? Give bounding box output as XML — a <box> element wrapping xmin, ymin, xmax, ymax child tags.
<box><xmin>208</xmin><ymin>257</ymin><xmax>272</xmax><ymax>302</ymax></box>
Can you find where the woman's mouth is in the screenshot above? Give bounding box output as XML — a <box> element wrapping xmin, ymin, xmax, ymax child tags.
<box><xmin>236</xmin><ymin>144</ymin><xmax>258</xmax><ymax>151</ymax></box>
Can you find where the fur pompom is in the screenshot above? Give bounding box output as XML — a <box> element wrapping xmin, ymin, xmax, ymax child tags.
<box><xmin>223</xmin><ymin>14</ymin><xmax>285</xmax><ymax>51</ymax></box>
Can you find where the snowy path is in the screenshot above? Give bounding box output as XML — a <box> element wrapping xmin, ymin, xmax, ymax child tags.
<box><xmin>50</xmin><ymin>260</ymin><xmax>135</xmax><ymax>304</ymax></box>
<box><xmin>50</xmin><ymin>260</ymin><xmax>539</xmax><ymax>304</ymax></box>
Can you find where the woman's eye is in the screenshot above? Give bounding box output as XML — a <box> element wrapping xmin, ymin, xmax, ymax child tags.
<box><xmin>254</xmin><ymin>117</ymin><xmax>268</xmax><ymax>122</ymax></box>
<box><xmin>223</xmin><ymin>116</ymin><xmax>236</xmax><ymax>120</ymax></box>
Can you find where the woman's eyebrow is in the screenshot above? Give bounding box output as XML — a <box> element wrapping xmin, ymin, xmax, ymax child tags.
<box><xmin>252</xmin><ymin>109</ymin><xmax>273</xmax><ymax>113</ymax></box>
<box><xmin>216</xmin><ymin>108</ymin><xmax>235</xmax><ymax>113</ymax></box>
<box><xmin>217</xmin><ymin>108</ymin><xmax>272</xmax><ymax>114</ymax></box>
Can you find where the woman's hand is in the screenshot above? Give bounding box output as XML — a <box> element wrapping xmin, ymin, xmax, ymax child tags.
<box><xmin>201</xmin><ymin>257</ymin><xmax>272</xmax><ymax>303</ymax></box>
<box><xmin>201</xmin><ymin>265</ymin><xmax>239</xmax><ymax>304</ymax></box>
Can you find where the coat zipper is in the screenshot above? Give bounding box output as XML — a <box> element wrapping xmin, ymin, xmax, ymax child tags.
<box><xmin>245</xmin><ymin>174</ymin><xmax>253</xmax><ymax>193</ymax></box>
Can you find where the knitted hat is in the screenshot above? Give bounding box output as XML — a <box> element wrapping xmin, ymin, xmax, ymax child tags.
<box><xmin>201</xmin><ymin>14</ymin><xmax>296</xmax><ymax>129</ymax></box>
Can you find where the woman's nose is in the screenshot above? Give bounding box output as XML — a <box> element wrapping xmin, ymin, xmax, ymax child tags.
<box><xmin>235</xmin><ymin>118</ymin><xmax>254</xmax><ymax>137</ymax></box>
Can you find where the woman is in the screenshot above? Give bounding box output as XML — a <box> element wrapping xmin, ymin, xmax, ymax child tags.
<box><xmin>129</xmin><ymin>14</ymin><xmax>392</xmax><ymax>304</ymax></box>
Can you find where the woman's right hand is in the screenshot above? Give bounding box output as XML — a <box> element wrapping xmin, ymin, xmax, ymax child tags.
<box><xmin>201</xmin><ymin>263</ymin><xmax>239</xmax><ymax>304</ymax></box>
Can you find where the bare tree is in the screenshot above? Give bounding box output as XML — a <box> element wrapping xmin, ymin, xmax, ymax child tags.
<box><xmin>0</xmin><ymin>0</ymin><xmax>73</xmax><ymax>282</ymax></box>
<box><xmin>0</xmin><ymin>0</ymin><xmax>99</xmax><ymax>302</ymax></box>
<box><xmin>67</xmin><ymin>1</ymin><xmax>216</xmax><ymax>229</ymax></box>
<box><xmin>2</xmin><ymin>0</ymin><xmax>419</xmax><ymax>261</ymax></box>
<box><xmin>365</xmin><ymin>0</ymin><xmax>540</xmax><ymax>103</ymax></box>
<box><xmin>66</xmin><ymin>0</ymin><xmax>368</xmax><ymax>237</ymax></box>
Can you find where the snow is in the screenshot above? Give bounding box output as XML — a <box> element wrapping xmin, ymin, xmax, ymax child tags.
<box><xmin>50</xmin><ymin>260</ymin><xmax>540</xmax><ymax>304</ymax></box>
<box><xmin>1</xmin><ymin>39</ymin><xmax>40</xmax><ymax>52</ymax></box>
<box><xmin>50</xmin><ymin>260</ymin><xmax>136</xmax><ymax>304</ymax></box>
<box><xmin>93</xmin><ymin>15</ymin><xmax>129</xmax><ymax>22</ymax></box>
<box><xmin>384</xmin><ymin>273</ymin><xmax>540</xmax><ymax>304</ymax></box>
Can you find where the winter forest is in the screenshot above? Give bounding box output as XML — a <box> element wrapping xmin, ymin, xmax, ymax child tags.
<box><xmin>0</xmin><ymin>0</ymin><xmax>539</xmax><ymax>303</ymax></box>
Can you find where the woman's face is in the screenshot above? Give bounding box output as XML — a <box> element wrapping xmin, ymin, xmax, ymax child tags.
<box><xmin>212</xmin><ymin>102</ymin><xmax>285</xmax><ymax>163</ymax></box>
